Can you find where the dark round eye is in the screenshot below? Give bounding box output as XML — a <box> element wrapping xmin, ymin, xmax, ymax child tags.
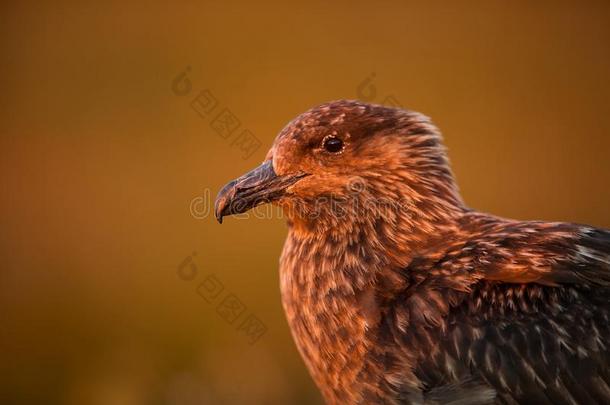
<box><xmin>322</xmin><ymin>136</ymin><xmax>344</xmax><ymax>153</ymax></box>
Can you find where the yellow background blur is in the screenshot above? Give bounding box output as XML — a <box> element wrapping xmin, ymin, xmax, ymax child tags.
<box><xmin>1</xmin><ymin>1</ymin><xmax>609</xmax><ymax>404</ymax></box>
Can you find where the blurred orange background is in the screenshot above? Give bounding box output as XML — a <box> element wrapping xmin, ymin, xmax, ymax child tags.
<box><xmin>1</xmin><ymin>1</ymin><xmax>609</xmax><ymax>404</ymax></box>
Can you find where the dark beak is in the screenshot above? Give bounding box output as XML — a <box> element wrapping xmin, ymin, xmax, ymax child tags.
<box><xmin>214</xmin><ymin>160</ymin><xmax>309</xmax><ymax>223</ymax></box>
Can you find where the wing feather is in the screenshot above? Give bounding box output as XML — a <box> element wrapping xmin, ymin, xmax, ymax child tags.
<box><xmin>385</xmin><ymin>223</ymin><xmax>610</xmax><ymax>404</ymax></box>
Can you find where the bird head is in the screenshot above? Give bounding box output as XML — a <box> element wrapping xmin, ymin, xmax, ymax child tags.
<box><xmin>215</xmin><ymin>100</ymin><xmax>463</xmax><ymax>234</ymax></box>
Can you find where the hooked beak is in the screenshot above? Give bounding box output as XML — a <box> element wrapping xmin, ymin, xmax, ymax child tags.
<box><xmin>214</xmin><ymin>160</ymin><xmax>309</xmax><ymax>223</ymax></box>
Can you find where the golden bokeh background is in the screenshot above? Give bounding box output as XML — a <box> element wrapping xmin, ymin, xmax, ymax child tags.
<box><xmin>1</xmin><ymin>1</ymin><xmax>609</xmax><ymax>404</ymax></box>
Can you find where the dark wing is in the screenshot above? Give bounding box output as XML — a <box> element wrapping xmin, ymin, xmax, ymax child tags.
<box><xmin>418</xmin><ymin>281</ymin><xmax>610</xmax><ymax>404</ymax></box>
<box><xmin>386</xmin><ymin>223</ymin><xmax>610</xmax><ymax>404</ymax></box>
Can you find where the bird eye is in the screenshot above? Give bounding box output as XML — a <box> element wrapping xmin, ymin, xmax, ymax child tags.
<box><xmin>322</xmin><ymin>136</ymin><xmax>344</xmax><ymax>153</ymax></box>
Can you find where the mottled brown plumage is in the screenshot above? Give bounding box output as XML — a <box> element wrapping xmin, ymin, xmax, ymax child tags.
<box><xmin>215</xmin><ymin>100</ymin><xmax>610</xmax><ymax>404</ymax></box>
